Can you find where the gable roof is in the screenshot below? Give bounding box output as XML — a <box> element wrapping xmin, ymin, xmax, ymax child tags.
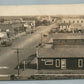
<box><xmin>38</xmin><ymin>47</ymin><xmax>84</xmax><ymax>58</ymax></box>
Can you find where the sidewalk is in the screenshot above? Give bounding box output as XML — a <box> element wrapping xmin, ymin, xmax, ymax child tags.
<box><xmin>18</xmin><ymin>69</ymin><xmax>84</xmax><ymax>80</ymax></box>
<box><xmin>20</xmin><ymin>69</ymin><xmax>37</xmax><ymax>80</ymax></box>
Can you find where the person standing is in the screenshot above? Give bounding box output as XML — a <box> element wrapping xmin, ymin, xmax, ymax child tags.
<box><xmin>6</xmin><ymin>29</ymin><xmax>10</xmax><ymax>38</ymax></box>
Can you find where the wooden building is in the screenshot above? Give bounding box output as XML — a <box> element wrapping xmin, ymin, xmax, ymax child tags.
<box><xmin>36</xmin><ymin>34</ymin><xmax>84</xmax><ymax>70</ymax></box>
<box><xmin>37</xmin><ymin>47</ymin><xmax>84</xmax><ymax>70</ymax></box>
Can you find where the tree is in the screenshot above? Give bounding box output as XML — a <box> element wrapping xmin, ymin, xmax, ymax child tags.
<box><xmin>0</xmin><ymin>18</ymin><xmax>4</xmax><ymax>23</ymax></box>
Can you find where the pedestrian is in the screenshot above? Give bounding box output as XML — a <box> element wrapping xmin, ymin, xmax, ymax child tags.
<box><xmin>6</xmin><ymin>29</ymin><xmax>10</xmax><ymax>38</ymax></box>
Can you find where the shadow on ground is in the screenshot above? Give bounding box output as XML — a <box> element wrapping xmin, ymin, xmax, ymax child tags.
<box><xmin>15</xmin><ymin>54</ymin><xmax>37</xmax><ymax>70</ymax></box>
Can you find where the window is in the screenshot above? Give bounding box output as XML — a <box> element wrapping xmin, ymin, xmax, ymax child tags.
<box><xmin>0</xmin><ymin>37</ymin><xmax>1</xmax><ymax>41</ymax></box>
<box><xmin>64</xmin><ymin>21</ymin><xmax>65</xmax><ymax>23</ymax></box>
<box><xmin>81</xmin><ymin>20</ymin><xmax>83</xmax><ymax>23</ymax></box>
<box><xmin>69</xmin><ymin>20</ymin><xmax>71</xmax><ymax>23</ymax></box>
<box><xmin>45</xmin><ymin>59</ymin><xmax>53</xmax><ymax>65</ymax></box>
<box><xmin>77</xmin><ymin>20</ymin><xmax>79</xmax><ymax>23</ymax></box>
<box><xmin>73</xmin><ymin>21</ymin><xmax>75</xmax><ymax>23</ymax></box>
<box><xmin>56</xmin><ymin>59</ymin><xmax>60</xmax><ymax>67</ymax></box>
<box><xmin>78</xmin><ymin>59</ymin><xmax>83</xmax><ymax>67</ymax></box>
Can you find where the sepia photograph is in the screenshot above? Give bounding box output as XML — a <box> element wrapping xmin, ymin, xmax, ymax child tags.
<box><xmin>0</xmin><ymin>4</ymin><xmax>84</xmax><ymax>80</ymax></box>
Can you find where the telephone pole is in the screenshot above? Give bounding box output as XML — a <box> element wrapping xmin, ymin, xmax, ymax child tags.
<box><xmin>41</xmin><ymin>33</ymin><xmax>43</xmax><ymax>45</ymax></box>
<box><xmin>13</xmin><ymin>48</ymin><xmax>23</xmax><ymax>77</ymax></box>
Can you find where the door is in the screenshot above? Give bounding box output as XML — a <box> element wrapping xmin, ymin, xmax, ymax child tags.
<box><xmin>61</xmin><ymin>59</ymin><xmax>66</xmax><ymax>69</ymax></box>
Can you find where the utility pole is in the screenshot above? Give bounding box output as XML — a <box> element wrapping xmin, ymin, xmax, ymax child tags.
<box><xmin>36</xmin><ymin>46</ymin><xmax>39</xmax><ymax>70</ymax></box>
<box><xmin>23</xmin><ymin>60</ymin><xmax>25</xmax><ymax>71</ymax></box>
<box><xmin>13</xmin><ymin>48</ymin><xmax>23</xmax><ymax>77</ymax></box>
<box><xmin>41</xmin><ymin>33</ymin><xmax>43</xmax><ymax>45</ymax></box>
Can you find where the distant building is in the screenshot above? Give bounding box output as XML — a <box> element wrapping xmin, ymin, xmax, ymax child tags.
<box><xmin>23</xmin><ymin>20</ymin><xmax>36</xmax><ymax>33</ymax></box>
<box><xmin>58</xmin><ymin>23</ymin><xmax>71</xmax><ymax>30</ymax></box>
<box><xmin>70</xmin><ymin>23</ymin><xmax>84</xmax><ymax>31</ymax></box>
<box><xmin>62</xmin><ymin>17</ymin><xmax>84</xmax><ymax>24</ymax></box>
<box><xmin>37</xmin><ymin>16</ymin><xmax>52</xmax><ymax>22</ymax></box>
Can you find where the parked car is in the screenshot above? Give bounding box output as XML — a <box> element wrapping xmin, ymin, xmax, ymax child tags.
<box><xmin>50</xmin><ymin>28</ymin><xmax>59</xmax><ymax>33</ymax></box>
<box><xmin>1</xmin><ymin>38</ymin><xmax>12</xmax><ymax>47</ymax></box>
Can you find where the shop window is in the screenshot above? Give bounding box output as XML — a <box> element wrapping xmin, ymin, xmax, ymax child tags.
<box><xmin>78</xmin><ymin>59</ymin><xmax>83</xmax><ymax>67</ymax></box>
<box><xmin>56</xmin><ymin>59</ymin><xmax>60</xmax><ymax>67</ymax></box>
<box><xmin>45</xmin><ymin>59</ymin><xmax>53</xmax><ymax>65</ymax></box>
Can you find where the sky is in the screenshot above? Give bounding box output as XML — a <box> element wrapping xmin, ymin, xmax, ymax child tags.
<box><xmin>0</xmin><ymin>4</ymin><xmax>84</xmax><ymax>16</ymax></box>
<box><xmin>0</xmin><ymin>0</ymin><xmax>84</xmax><ymax>16</ymax></box>
<box><xmin>0</xmin><ymin>0</ymin><xmax>84</xmax><ymax>5</ymax></box>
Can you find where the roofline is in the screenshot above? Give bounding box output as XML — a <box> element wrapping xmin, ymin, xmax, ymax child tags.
<box><xmin>37</xmin><ymin>57</ymin><xmax>84</xmax><ymax>58</ymax></box>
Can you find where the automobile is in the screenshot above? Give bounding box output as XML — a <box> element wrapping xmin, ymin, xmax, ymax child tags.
<box><xmin>49</xmin><ymin>28</ymin><xmax>59</xmax><ymax>34</ymax></box>
<box><xmin>1</xmin><ymin>38</ymin><xmax>12</xmax><ymax>47</ymax></box>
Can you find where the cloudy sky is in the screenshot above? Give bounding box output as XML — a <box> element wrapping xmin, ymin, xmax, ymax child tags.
<box><xmin>0</xmin><ymin>4</ymin><xmax>84</xmax><ymax>16</ymax></box>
